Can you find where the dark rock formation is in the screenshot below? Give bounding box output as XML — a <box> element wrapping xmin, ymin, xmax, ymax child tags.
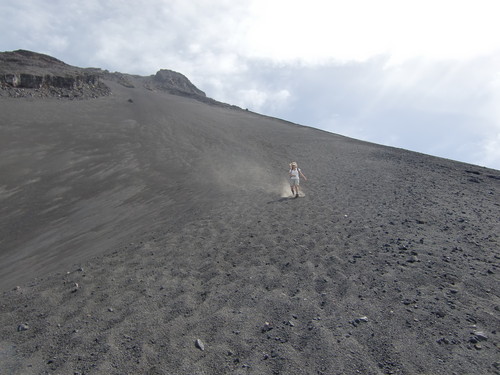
<box><xmin>144</xmin><ymin>69</ymin><xmax>239</xmax><ymax>108</ymax></box>
<box><xmin>0</xmin><ymin>49</ymin><xmax>67</xmax><ymax>71</ymax></box>
<box><xmin>153</xmin><ymin>69</ymin><xmax>206</xmax><ymax>97</ymax></box>
<box><xmin>2</xmin><ymin>72</ymin><xmax>100</xmax><ymax>89</ymax></box>
<box><xmin>0</xmin><ymin>49</ymin><xmax>240</xmax><ymax>108</ymax></box>
<box><xmin>0</xmin><ymin>50</ymin><xmax>110</xmax><ymax>99</ymax></box>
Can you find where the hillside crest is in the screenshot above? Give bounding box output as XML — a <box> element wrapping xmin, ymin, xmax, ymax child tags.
<box><xmin>0</xmin><ymin>49</ymin><xmax>208</xmax><ymax>101</ymax></box>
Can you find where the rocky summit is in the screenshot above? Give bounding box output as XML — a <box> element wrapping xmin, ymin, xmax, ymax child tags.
<box><xmin>0</xmin><ymin>50</ymin><xmax>499</xmax><ymax>375</ymax></box>
<box><xmin>0</xmin><ymin>50</ymin><xmax>108</xmax><ymax>99</ymax></box>
<box><xmin>0</xmin><ymin>50</ymin><xmax>216</xmax><ymax>102</ymax></box>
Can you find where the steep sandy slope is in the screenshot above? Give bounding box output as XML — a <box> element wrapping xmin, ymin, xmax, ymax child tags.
<box><xmin>0</xmin><ymin>78</ymin><xmax>290</xmax><ymax>287</ymax></box>
<box><xmin>0</xmin><ymin>68</ymin><xmax>499</xmax><ymax>374</ymax></box>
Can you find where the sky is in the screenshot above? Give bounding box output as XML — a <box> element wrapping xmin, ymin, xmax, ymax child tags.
<box><xmin>1</xmin><ymin>0</ymin><xmax>500</xmax><ymax>170</ymax></box>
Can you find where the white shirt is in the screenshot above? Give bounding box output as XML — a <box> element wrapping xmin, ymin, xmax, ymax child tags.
<box><xmin>290</xmin><ymin>168</ymin><xmax>300</xmax><ymax>179</ymax></box>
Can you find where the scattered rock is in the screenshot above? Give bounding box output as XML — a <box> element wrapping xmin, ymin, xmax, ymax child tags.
<box><xmin>261</xmin><ymin>322</ymin><xmax>273</xmax><ymax>333</ymax></box>
<box><xmin>407</xmin><ymin>255</ymin><xmax>419</xmax><ymax>263</ymax></box>
<box><xmin>108</xmin><ymin>307</ymin><xmax>114</xmax><ymax>312</ymax></box>
<box><xmin>195</xmin><ymin>338</ymin><xmax>205</xmax><ymax>351</ymax></box>
<box><xmin>351</xmin><ymin>316</ymin><xmax>369</xmax><ymax>326</ymax></box>
<box><xmin>465</xmin><ymin>170</ymin><xmax>481</xmax><ymax>175</ymax></box>
<box><xmin>473</xmin><ymin>331</ymin><xmax>488</xmax><ymax>341</ymax></box>
<box><xmin>17</xmin><ymin>323</ymin><xmax>29</xmax><ymax>332</ymax></box>
<box><xmin>433</xmin><ymin>310</ymin><xmax>446</xmax><ymax>318</ymax></box>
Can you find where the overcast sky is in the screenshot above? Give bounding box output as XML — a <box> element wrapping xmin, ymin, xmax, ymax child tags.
<box><xmin>2</xmin><ymin>0</ymin><xmax>499</xmax><ymax>170</ymax></box>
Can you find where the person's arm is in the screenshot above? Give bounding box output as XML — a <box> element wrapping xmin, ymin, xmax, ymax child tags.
<box><xmin>299</xmin><ymin>170</ymin><xmax>307</xmax><ymax>180</ymax></box>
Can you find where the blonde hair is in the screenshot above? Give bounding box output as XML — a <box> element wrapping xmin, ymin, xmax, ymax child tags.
<box><xmin>289</xmin><ymin>162</ymin><xmax>297</xmax><ymax>169</ymax></box>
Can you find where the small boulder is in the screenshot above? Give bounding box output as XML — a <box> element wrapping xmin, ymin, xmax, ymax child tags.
<box><xmin>351</xmin><ymin>316</ymin><xmax>369</xmax><ymax>326</ymax></box>
<box><xmin>17</xmin><ymin>323</ymin><xmax>29</xmax><ymax>332</ymax></box>
<box><xmin>473</xmin><ymin>331</ymin><xmax>488</xmax><ymax>341</ymax></box>
<box><xmin>261</xmin><ymin>322</ymin><xmax>273</xmax><ymax>333</ymax></box>
<box><xmin>195</xmin><ymin>338</ymin><xmax>205</xmax><ymax>351</ymax></box>
<box><xmin>407</xmin><ymin>255</ymin><xmax>419</xmax><ymax>263</ymax></box>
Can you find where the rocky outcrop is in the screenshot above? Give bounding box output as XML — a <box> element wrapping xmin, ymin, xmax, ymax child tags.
<box><xmin>0</xmin><ymin>49</ymin><xmax>67</xmax><ymax>70</ymax></box>
<box><xmin>0</xmin><ymin>50</ymin><xmax>238</xmax><ymax>107</ymax></box>
<box><xmin>0</xmin><ymin>73</ymin><xmax>111</xmax><ymax>99</ymax></box>
<box><xmin>152</xmin><ymin>69</ymin><xmax>206</xmax><ymax>97</ymax></box>
<box><xmin>2</xmin><ymin>72</ymin><xmax>101</xmax><ymax>89</ymax></box>
<box><xmin>0</xmin><ymin>50</ymin><xmax>110</xmax><ymax>99</ymax></box>
<box><xmin>146</xmin><ymin>69</ymin><xmax>239</xmax><ymax>109</ymax></box>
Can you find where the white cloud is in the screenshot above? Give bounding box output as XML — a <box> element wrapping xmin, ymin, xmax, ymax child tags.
<box><xmin>3</xmin><ymin>1</ymin><xmax>499</xmax><ymax>72</ymax></box>
<box><xmin>242</xmin><ymin>0</ymin><xmax>500</xmax><ymax>64</ymax></box>
<box><xmin>478</xmin><ymin>133</ymin><xmax>500</xmax><ymax>168</ymax></box>
<box><xmin>235</xmin><ymin>88</ymin><xmax>290</xmax><ymax>112</ymax></box>
<box><xmin>237</xmin><ymin>89</ymin><xmax>267</xmax><ymax>110</ymax></box>
<box><xmin>248</xmin><ymin>57</ymin><xmax>500</xmax><ymax>169</ymax></box>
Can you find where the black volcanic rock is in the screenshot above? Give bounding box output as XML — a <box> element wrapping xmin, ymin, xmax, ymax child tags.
<box><xmin>0</xmin><ymin>50</ymin><xmax>232</xmax><ymax>106</ymax></box>
<box><xmin>0</xmin><ymin>49</ymin><xmax>68</xmax><ymax>71</ymax></box>
<box><xmin>0</xmin><ymin>50</ymin><xmax>109</xmax><ymax>99</ymax></box>
<box><xmin>153</xmin><ymin>69</ymin><xmax>206</xmax><ymax>97</ymax></box>
<box><xmin>3</xmin><ymin>72</ymin><xmax>101</xmax><ymax>90</ymax></box>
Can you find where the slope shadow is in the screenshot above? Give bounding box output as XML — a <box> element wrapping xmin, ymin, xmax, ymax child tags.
<box><xmin>266</xmin><ymin>196</ymin><xmax>300</xmax><ymax>204</ymax></box>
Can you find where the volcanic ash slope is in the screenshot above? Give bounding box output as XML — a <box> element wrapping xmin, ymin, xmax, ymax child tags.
<box><xmin>1</xmin><ymin>55</ymin><xmax>499</xmax><ymax>375</ymax></box>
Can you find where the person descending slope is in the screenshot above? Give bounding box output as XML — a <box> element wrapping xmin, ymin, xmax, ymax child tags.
<box><xmin>289</xmin><ymin>162</ymin><xmax>307</xmax><ymax>198</ymax></box>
